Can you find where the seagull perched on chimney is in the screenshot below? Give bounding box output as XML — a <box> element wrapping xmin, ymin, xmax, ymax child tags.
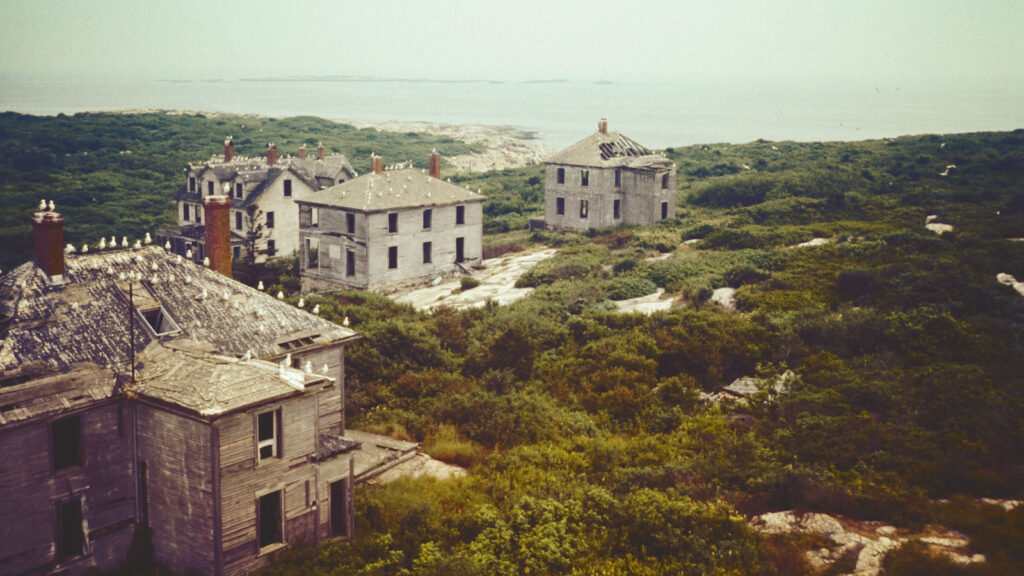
<box><xmin>48</xmin><ymin>200</ymin><xmax>55</xmax><ymax>211</ymax></box>
<box><xmin>38</xmin><ymin>199</ymin><xmax>47</xmax><ymax>211</ymax></box>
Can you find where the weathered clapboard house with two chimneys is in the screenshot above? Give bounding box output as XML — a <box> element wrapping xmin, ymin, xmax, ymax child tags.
<box><xmin>544</xmin><ymin>119</ymin><xmax>676</xmax><ymax>231</ymax></box>
<box><xmin>0</xmin><ymin>202</ymin><xmax>382</xmax><ymax>575</ymax></box>
<box><xmin>160</xmin><ymin>138</ymin><xmax>356</xmax><ymax>264</ymax></box>
<box><xmin>298</xmin><ymin>152</ymin><xmax>485</xmax><ymax>292</ymax></box>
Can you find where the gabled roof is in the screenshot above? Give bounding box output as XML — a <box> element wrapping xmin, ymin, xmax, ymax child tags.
<box><xmin>0</xmin><ymin>246</ymin><xmax>358</xmax><ymax>381</ymax></box>
<box><xmin>299</xmin><ymin>169</ymin><xmax>485</xmax><ymax>213</ymax></box>
<box><xmin>179</xmin><ymin>154</ymin><xmax>357</xmax><ymax>207</ymax></box>
<box><xmin>545</xmin><ymin>130</ymin><xmax>671</xmax><ymax>170</ymax></box>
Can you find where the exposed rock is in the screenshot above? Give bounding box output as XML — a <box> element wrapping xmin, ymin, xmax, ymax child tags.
<box><xmin>711</xmin><ymin>287</ymin><xmax>736</xmax><ymax>310</ymax></box>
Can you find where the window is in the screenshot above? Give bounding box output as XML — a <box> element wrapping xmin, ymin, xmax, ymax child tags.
<box><xmin>346</xmin><ymin>212</ymin><xmax>355</xmax><ymax>234</ymax></box>
<box><xmin>422</xmin><ymin>241</ymin><xmax>432</xmax><ymax>264</ymax></box>
<box><xmin>662</xmin><ymin>173</ymin><xmax>670</xmax><ymax>190</ymax></box>
<box><xmin>233</xmin><ymin>246</ymin><xmax>241</xmax><ymax>259</ymax></box>
<box><xmin>138</xmin><ymin>305</ymin><xmax>181</xmax><ymax>337</ymax></box>
<box><xmin>189</xmin><ymin>176</ymin><xmax>196</xmax><ymax>192</ymax></box>
<box><xmin>183</xmin><ymin>204</ymin><xmax>190</xmax><ymax>222</ymax></box>
<box><xmin>662</xmin><ymin>201</ymin><xmax>669</xmax><ymax>220</ymax></box>
<box><xmin>388</xmin><ymin>212</ymin><xmax>398</xmax><ymax>233</ymax></box>
<box><xmin>266</xmin><ymin>239</ymin><xmax>276</xmax><ymax>256</ymax></box>
<box><xmin>580</xmin><ymin>199</ymin><xmax>589</xmax><ymax>219</ymax></box>
<box><xmin>455</xmin><ymin>237</ymin><xmax>465</xmax><ymax>263</ymax></box>
<box><xmin>207</xmin><ymin>181</ymin><xmax>214</xmax><ymax>196</ymax></box>
<box><xmin>56</xmin><ymin>498</ymin><xmax>85</xmax><ymax>561</ymax></box>
<box><xmin>196</xmin><ymin>205</ymin><xmax>202</xmax><ymax>223</ymax></box>
<box><xmin>614</xmin><ymin>199</ymin><xmax>621</xmax><ymax>219</ymax></box>
<box><xmin>556</xmin><ymin>167</ymin><xmax>565</xmax><ymax>184</ymax></box>
<box><xmin>330</xmin><ymin>478</ymin><xmax>350</xmax><ymax>537</ymax></box>
<box><xmin>346</xmin><ymin>250</ymin><xmax>355</xmax><ymax>277</ymax></box>
<box><xmin>266</xmin><ymin>211</ymin><xmax>275</xmax><ymax>229</ymax></box>
<box><xmin>53</xmin><ymin>416</ymin><xmax>81</xmax><ymax>471</ymax></box>
<box><xmin>257</xmin><ymin>409</ymin><xmax>280</xmax><ymax>461</ymax></box>
<box><xmin>388</xmin><ymin>246</ymin><xmax>398</xmax><ymax>269</ymax></box>
<box><xmin>556</xmin><ymin>197</ymin><xmax>565</xmax><ymax>215</ymax></box>
<box><xmin>581</xmin><ymin>170</ymin><xmax>589</xmax><ymax>187</ymax></box>
<box><xmin>258</xmin><ymin>491</ymin><xmax>283</xmax><ymax>548</ymax></box>
<box><xmin>311</xmin><ymin>207</ymin><xmax>319</xmax><ymax>227</ymax></box>
<box><xmin>615</xmin><ymin>169</ymin><xmax>621</xmax><ymax>187</ymax></box>
<box><xmin>235</xmin><ymin>182</ymin><xmax>243</xmax><ymax>199</ymax></box>
<box><xmin>422</xmin><ymin>209</ymin><xmax>432</xmax><ymax>229</ymax></box>
<box><xmin>235</xmin><ymin>211</ymin><xmax>242</xmax><ymax>230</ymax></box>
<box><xmin>307</xmin><ymin>238</ymin><xmax>319</xmax><ymax>268</ymax></box>
<box><xmin>456</xmin><ymin>205</ymin><xmax>465</xmax><ymax>225</ymax></box>
<box><xmin>284</xmin><ymin>180</ymin><xmax>292</xmax><ymax>197</ymax></box>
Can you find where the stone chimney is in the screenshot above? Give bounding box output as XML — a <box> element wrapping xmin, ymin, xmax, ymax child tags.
<box><xmin>266</xmin><ymin>143</ymin><xmax>278</xmax><ymax>166</ymax></box>
<box><xmin>203</xmin><ymin>193</ymin><xmax>232</xmax><ymax>278</ymax></box>
<box><xmin>598</xmin><ymin>118</ymin><xmax>608</xmax><ymax>135</ymax></box>
<box><xmin>224</xmin><ymin>136</ymin><xmax>235</xmax><ymax>162</ymax></box>
<box><xmin>31</xmin><ymin>209</ymin><xmax>65</xmax><ymax>281</ymax></box>
<box><xmin>372</xmin><ymin>154</ymin><xmax>383</xmax><ymax>175</ymax></box>
<box><xmin>299</xmin><ymin>145</ymin><xmax>307</xmax><ymax>160</ymax></box>
<box><xmin>429</xmin><ymin>150</ymin><xmax>441</xmax><ymax>179</ymax></box>
<box><xmin>317</xmin><ymin>142</ymin><xmax>325</xmax><ymax>160</ymax></box>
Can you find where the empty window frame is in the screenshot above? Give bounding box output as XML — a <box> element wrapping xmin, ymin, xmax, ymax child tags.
<box><xmin>423</xmin><ymin>209</ymin><xmax>432</xmax><ymax>230</ymax></box>
<box><xmin>56</xmin><ymin>498</ymin><xmax>85</xmax><ymax>561</ymax></box>
<box><xmin>196</xmin><ymin>205</ymin><xmax>202</xmax><ymax>223</ymax></box>
<box><xmin>615</xmin><ymin>169</ymin><xmax>621</xmax><ymax>187</ymax></box>
<box><xmin>266</xmin><ymin>211</ymin><xmax>275</xmax><ymax>229</ymax></box>
<box><xmin>580</xmin><ymin>170</ymin><xmax>589</xmax><ymax>187</ymax></box>
<box><xmin>330</xmin><ymin>478</ymin><xmax>350</xmax><ymax>537</ymax></box>
<box><xmin>189</xmin><ymin>176</ymin><xmax>196</xmax><ymax>192</ymax></box>
<box><xmin>52</xmin><ymin>416</ymin><xmax>81</xmax><ymax>471</ymax></box>
<box><xmin>257</xmin><ymin>490</ymin><xmax>283</xmax><ymax>548</ymax></box>
<box><xmin>307</xmin><ymin>238</ymin><xmax>319</xmax><ymax>269</ymax></box>
<box><xmin>235</xmin><ymin>211</ymin><xmax>243</xmax><ymax>230</ymax></box>
<box><xmin>556</xmin><ymin>197</ymin><xmax>565</xmax><ymax>215</ymax></box>
<box><xmin>580</xmin><ymin>199</ymin><xmax>589</xmax><ymax>219</ymax></box>
<box><xmin>346</xmin><ymin>212</ymin><xmax>355</xmax><ymax>235</ymax></box>
<box><xmin>233</xmin><ymin>246</ymin><xmax>241</xmax><ymax>259</ymax></box>
<box><xmin>388</xmin><ymin>212</ymin><xmax>398</xmax><ymax>233</ymax></box>
<box><xmin>138</xmin><ymin>305</ymin><xmax>181</xmax><ymax>337</ymax></box>
<box><xmin>422</xmin><ymin>241</ymin><xmax>432</xmax><ymax>264</ymax></box>
<box><xmin>284</xmin><ymin>179</ymin><xmax>292</xmax><ymax>197</ymax></box>
<box><xmin>235</xmin><ymin>182</ymin><xmax>243</xmax><ymax>199</ymax></box>
<box><xmin>346</xmin><ymin>250</ymin><xmax>355</xmax><ymax>277</ymax></box>
<box><xmin>614</xmin><ymin>199</ymin><xmax>621</xmax><ymax>219</ymax></box>
<box><xmin>661</xmin><ymin>201</ymin><xmax>669</xmax><ymax>220</ymax></box>
<box><xmin>388</xmin><ymin>246</ymin><xmax>398</xmax><ymax>269</ymax></box>
<box><xmin>207</xmin><ymin>181</ymin><xmax>214</xmax><ymax>196</ymax></box>
<box><xmin>266</xmin><ymin>239</ymin><xmax>276</xmax><ymax>256</ymax></box>
<box><xmin>183</xmin><ymin>204</ymin><xmax>190</xmax><ymax>222</ymax></box>
<box><xmin>661</xmin><ymin>173</ymin><xmax>670</xmax><ymax>190</ymax></box>
<box><xmin>556</xmin><ymin>167</ymin><xmax>565</xmax><ymax>184</ymax></box>
<box><xmin>456</xmin><ymin>205</ymin><xmax>465</xmax><ymax>225</ymax></box>
<box><xmin>311</xmin><ymin>207</ymin><xmax>319</xmax><ymax>227</ymax></box>
<box><xmin>257</xmin><ymin>409</ymin><xmax>281</xmax><ymax>461</ymax></box>
<box><xmin>455</xmin><ymin>237</ymin><xmax>465</xmax><ymax>263</ymax></box>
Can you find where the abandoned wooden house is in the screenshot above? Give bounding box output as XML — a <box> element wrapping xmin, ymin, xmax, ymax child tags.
<box><xmin>0</xmin><ymin>203</ymin><xmax>400</xmax><ymax>575</ymax></box>
<box><xmin>543</xmin><ymin>119</ymin><xmax>677</xmax><ymax>231</ymax></box>
<box><xmin>158</xmin><ymin>137</ymin><xmax>357</xmax><ymax>264</ymax></box>
<box><xmin>297</xmin><ymin>152</ymin><xmax>485</xmax><ymax>292</ymax></box>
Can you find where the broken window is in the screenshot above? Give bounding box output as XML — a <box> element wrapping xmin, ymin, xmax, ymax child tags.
<box><xmin>556</xmin><ymin>197</ymin><xmax>565</xmax><ymax>215</ymax></box>
<box><xmin>257</xmin><ymin>409</ymin><xmax>280</xmax><ymax>461</ymax></box>
<box><xmin>53</xmin><ymin>416</ymin><xmax>81</xmax><ymax>471</ymax></box>
<box><xmin>422</xmin><ymin>241</ymin><xmax>432</xmax><ymax>264</ymax></box>
<box><xmin>196</xmin><ymin>204</ymin><xmax>202</xmax><ymax>223</ymax></box>
<box><xmin>556</xmin><ymin>167</ymin><xmax>565</xmax><ymax>184</ymax></box>
<box><xmin>614</xmin><ymin>199</ymin><xmax>621</xmax><ymax>219</ymax></box>
<box><xmin>456</xmin><ymin>205</ymin><xmax>465</xmax><ymax>225</ymax></box>
<box><xmin>56</xmin><ymin>498</ymin><xmax>84</xmax><ymax>561</ymax></box>
<box><xmin>455</xmin><ymin>237</ymin><xmax>465</xmax><ymax>263</ymax></box>
<box><xmin>662</xmin><ymin>201</ymin><xmax>669</xmax><ymax>220</ymax></box>
<box><xmin>266</xmin><ymin>239</ymin><xmax>276</xmax><ymax>256</ymax></box>
<box><xmin>615</xmin><ymin>169</ymin><xmax>621</xmax><ymax>187</ymax></box>
<box><xmin>266</xmin><ymin>211</ymin><xmax>275</xmax><ymax>229</ymax></box>
<box><xmin>330</xmin><ymin>478</ymin><xmax>349</xmax><ymax>537</ymax></box>
<box><xmin>580</xmin><ymin>200</ymin><xmax>589</xmax><ymax>219</ymax></box>
<box><xmin>311</xmin><ymin>207</ymin><xmax>319</xmax><ymax>227</ymax></box>
<box><xmin>284</xmin><ymin>179</ymin><xmax>292</xmax><ymax>197</ymax></box>
<box><xmin>235</xmin><ymin>182</ymin><xmax>243</xmax><ymax>199</ymax></box>
<box><xmin>388</xmin><ymin>212</ymin><xmax>398</xmax><ymax>233</ymax></box>
<box><xmin>423</xmin><ymin>209</ymin><xmax>432</xmax><ymax>230</ymax></box>
<box><xmin>662</xmin><ymin>173</ymin><xmax>670</xmax><ymax>190</ymax></box>
<box><xmin>581</xmin><ymin>170</ymin><xmax>589</xmax><ymax>187</ymax></box>
<box><xmin>346</xmin><ymin>250</ymin><xmax>355</xmax><ymax>277</ymax></box>
<box><xmin>346</xmin><ymin>212</ymin><xmax>355</xmax><ymax>235</ymax></box>
<box><xmin>258</xmin><ymin>491</ymin><xmax>283</xmax><ymax>548</ymax></box>
<box><xmin>139</xmin><ymin>305</ymin><xmax>181</xmax><ymax>337</ymax></box>
<box><xmin>307</xmin><ymin>238</ymin><xmax>319</xmax><ymax>269</ymax></box>
<box><xmin>388</xmin><ymin>246</ymin><xmax>398</xmax><ymax>269</ymax></box>
<box><xmin>207</xmin><ymin>181</ymin><xmax>214</xmax><ymax>196</ymax></box>
<box><xmin>183</xmin><ymin>204</ymin><xmax>190</xmax><ymax>222</ymax></box>
<box><xmin>189</xmin><ymin>176</ymin><xmax>196</xmax><ymax>192</ymax></box>
<box><xmin>235</xmin><ymin>211</ymin><xmax>242</xmax><ymax>230</ymax></box>
<box><xmin>233</xmin><ymin>246</ymin><xmax>241</xmax><ymax>259</ymax></box>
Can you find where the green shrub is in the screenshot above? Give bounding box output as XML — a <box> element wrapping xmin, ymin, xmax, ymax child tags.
<box><xmin>460</xmin><ymin>276</ymin><xmax>481</xmax><ymax>291</ymax></box>
<box><xmin>604</xmin><ymin>276</ymin><xmax>658</xmax><ymax>301</ymax></box>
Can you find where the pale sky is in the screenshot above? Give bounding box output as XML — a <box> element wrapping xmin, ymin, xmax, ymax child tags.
<box><xmin>1</xmin><ymin>0</ymin><xmax>1022</xmax><ymax>88</ymax></box>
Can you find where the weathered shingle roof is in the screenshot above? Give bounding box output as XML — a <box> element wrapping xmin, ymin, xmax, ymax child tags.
<box><xmin>299</xmin><ymin>169</ymin><xmax>485</xmax><ymax>213</ymax></box>
<box><xmin>180</xmin><ymin>154</ymin><xmax>357</xmax><ymax>206</ymax></box>
<box><xmin>0</xmin><ymin>246</ymin><xmax>358</xmax><ymax>380</ymax></box>
<box><xmin>545</xmin><ymin>130</ymin><xmax>670</xmax><ymax>169</ymax></box>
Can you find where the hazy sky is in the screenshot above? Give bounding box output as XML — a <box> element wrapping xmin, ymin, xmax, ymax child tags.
<box><xmin>2</xmin><ymin>0</ymin><xmax>1022</xmax><ymax>88</ymax></box>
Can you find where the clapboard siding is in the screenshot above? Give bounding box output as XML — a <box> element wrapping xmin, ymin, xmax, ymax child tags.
<box><xmin>300</xmin><ymin>346</ymin><xmax>345</xmax><ymax>434</ymax></box>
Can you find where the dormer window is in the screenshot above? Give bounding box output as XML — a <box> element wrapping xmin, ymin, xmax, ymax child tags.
<box><xmin>189</xmin><ymin>176</ymin><xmax>196</xmax><ymax>192</ymax></box>
<box><xmin>207</xmin><ymin>181</ymin><xmax>214</xmax><ymax>196</ymax></box>
<box><xmin>183</xmin><ymin>204</ymin><xmax>190</xmax><ymax>222</ymax></box>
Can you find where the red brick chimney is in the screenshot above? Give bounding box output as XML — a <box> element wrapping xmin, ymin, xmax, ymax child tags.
<box><xmin>317</xmin><ymin>142</ymin><xmax>325</xmax><ymax>160</ymax></box>
<box><xmin>31</xmin><ymin>209</ymin><xmax>65</xmax><ymax>280</ymax></box>
<box><xmin>203</xmin><ymin>195</ymin><xmax>232</xmax><ymax>278</ymax></box>
<box><xmin>224</xmin><ymin>136</ymin><xmax>235</xmax><ymax>162</ymax></box>
<box><xmin>266</xmin><ymin>144</ymin><xmax>278</xmax><ymax>166</ymax></box>
<box><xmin>429</xmin><ymin>151</ymin><xmax>441</xmax><ymax>179</ymax></box>
<box><xmin>598</xmin><ymin>118</ymin><xmax>608</xmax><ymax>135</ymax></box>
<box><xmin>372</xmin><ymin>154</ymin><xmax>383</xmax><ymax>174</ymax></box>
<box><xmin>299</xmin><ymin>145</ymin><xmax>307</xmax><ymax>160</ymax></box>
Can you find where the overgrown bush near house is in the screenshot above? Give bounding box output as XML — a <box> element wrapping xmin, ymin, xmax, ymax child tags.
<box><xmin>423</xmin><ymin>424</ymin><xmax>487</xmax><ymax>468</ymax></box>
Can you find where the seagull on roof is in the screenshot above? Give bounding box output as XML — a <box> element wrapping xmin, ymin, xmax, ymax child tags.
<box><xmin>297</xmin><ymin>297</ymin><xmax>305</xmax><ymax>308</ymax></box>
<box><xmin>277</xmin><ymin>291</ymin><xmax>284</xmax><ymax>299</ymax></box>
<box><xmin>110</xmin><ymin>236</ymin><xmax>116</xmax><ymax>247</ymax></box>
<box><xmin>258</xmin><ymin>280</ymin><xmax>264</xmax><ymax>290</ymax></box>
<box><xmin>38</xmin><ymin>199</ymin><xmax>47</xmax><ymax>211</ymax></box>
<box><xmin>133</xmin><ymin>240</ymin><xmax>142</xmax><ymax>250</ymax></box>
<box><xmin>82</xmin><ymin>244</ymin><xmax>89</xmax><ymax>253</ymax></box>
<box><xmin>241</xmin><ymin>350</ymin><xmax>252</xmax><ymax>361</ymax></box>
<box><xmin>65</xmin><ymin>243</ymin><xmax>76</xmax><ymax>253</ymax></box>
<box><xmin>203</xmin><ymin>257</ymin><xmax>210</xmax><ymax>267</ymax></box>
<box><xmin>48</xmin><ymin>200</ymin><xmax>55</xmax><ymax>211</ymax></box>
<box><xmin>122</xmin><ymin>237</ymin><xmax>129</xmax><ymax>249</ymax></box>
<box><xmin>342</xmin><ymin>316</ymin><xmax>350</xmax><ymax>327</ymax></box>
<box><xmin>99</xmin><ymin>238</ymin><xmax>107</xmax><ymax>250</ymax></box>
<box><xmin>144</xmin><ymin>233</ymin><xmax>152</xmax><ymax>245</ymax></box>
<box><xmin>312</xmin><ymin>304</ymin><xmax>320</xmax><ymax>314</ymax></box>
<box><xmin>185</xmin><ymin>249</ymin><xmax>193</xmax><ymax>259</ymax></box>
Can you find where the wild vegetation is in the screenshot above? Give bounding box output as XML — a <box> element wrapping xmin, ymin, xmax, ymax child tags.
<box><xmin>2</xmin><ymin>112</ymin><xmax>1022</xmax><ymax>574</ymax></box>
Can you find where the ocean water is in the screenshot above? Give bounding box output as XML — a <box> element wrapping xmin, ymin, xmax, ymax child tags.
<box><xmin>1</xmin><ymin>75</ymin><xmax>1021</xmax><ymax>149</ymax></box>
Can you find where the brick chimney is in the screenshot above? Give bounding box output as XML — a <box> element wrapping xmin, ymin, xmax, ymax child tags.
<box><xmin>372</xmin><ymin>154</ymin><xmax>383</xmax><ymax>175</ymax></box>
<box><xmin>203</xmin><ymin>194</ymin><xmax>232</xmax><ymax>278</ymax></box>
<box><xmin>429</xmin><ymin>150</ymin><xmax>441</xmax><ymax>179</ymax></box>
<box><xmin>299</xmin><ymin>145</ymin><xmax>307</xmax><ymax>160</ymax></box>
<box><xmin>224</xmin><ymin>136</ymin><xmax>235</xmax><ymax>162</ymax></box>
<box><xmin>266</xmin><ymin>143</ymin><xmax>278</xmax><ymax>166</ymax></box>
<box><xmin>317</xmin><ymin>142</ymin><xmax>325</xmax><ymax>160</ymax></box>
<box><xmin>598</xmin><ymin>118</ymin><xmax>608</xmax><ymax>134</ymax></box>
<box><xmin>31</xmin><ymin>209</ymin><xmax>65</xmax><ymax>281</ymax></box>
